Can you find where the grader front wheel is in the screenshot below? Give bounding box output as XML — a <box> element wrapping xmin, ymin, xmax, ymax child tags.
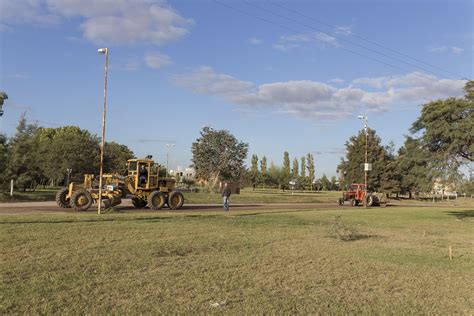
<box><xmin>55</xmin><ymin>187</ymin><xmax>71</xmax><ymax>208</ymax></box>
<box><xmin>70</xmin><ymin>190</ymin><xmax>93</xmax><ymax>211</ymax></box>
<box><xmin>131</xmin><ymin>197</ymin><xmax>147</xmax><ymax>209</ymax></box>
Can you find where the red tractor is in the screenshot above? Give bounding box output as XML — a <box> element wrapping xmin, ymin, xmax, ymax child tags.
<box><xmin>338</xmin><ymin>183</ymin><xmax>379</xmax><ymax>207</ymax></box>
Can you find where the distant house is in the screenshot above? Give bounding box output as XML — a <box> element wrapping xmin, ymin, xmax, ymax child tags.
<box><xmin>169</xmin><ymin>166</ymin><xmax>195</xmax><ymax>180</ymax></box>
<box><xmin>432</xmin><ymin>178</ymin><xmax>457</xmax><ymax>197</ymax></box>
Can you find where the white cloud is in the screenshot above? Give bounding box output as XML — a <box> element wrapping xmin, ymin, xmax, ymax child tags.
<box><xmin>0</xmin><ymin>0</ymin><xmax>59</xmax><ymax>25</ymax></box>
<box><xmin>248</xmin><ymin>37</ymin><xmax>262</xmax><ymax>45</ymax></box>
<box><xmin>173</xmin><ymin>67</ymin><xmax>466</xmax><ymax>121</ymax></box>
<box><xmin>451</xmin><ymin>46</ymin><xmax>464</xmax><ymax>54</ymax></box>
<box><xmin>328</xmin><ymin>78</ymin><xmax>344</xmax><ymax>84</ymax></box>
<box><xmin>429</xmin><ymin>45</ymin><xmax>464</xmax><ymax>54</ymax></box>
<box><xmin>7</xmin><ymin>74</ymin><xmax>31</xmax><ymax>80</ymax></box>
<box><xmin>114</xmin><ymin>56</ymin><xmax>141</xmax><ymax>71</ymax></box>
<box><xmin>335</xmin><ymin>25</ymin><xmax>352</xmax><ymax>35</ymax></box>
<box><xmin>429</xmin><ymin>46</ymin><xmax>447</xmax><ymax>53</ymax></box>
<box><xmin>274</xmin><ymin>32</ymin><xmax>339</xmax><ymax>51</ymax></box>
<box><xmin>144</xmin><ymin>52</ymin><xmax>172</xmax><ymax>69</ymax></box>
<box><xmin>1</xmin><ymin>0</ymin><xmax>192</xmax><ymax>44</ymax></box>
<box><xmin>172</xmin><ymin>66</ymin><xmax>253</xmax><ymax>97</ymax></box>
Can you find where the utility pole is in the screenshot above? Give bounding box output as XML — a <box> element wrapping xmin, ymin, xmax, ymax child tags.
<box><xmin>358</xmin><ymin>115</ymin><xmax>369</xmax><ymax>208</ymax></box>
<box><xmin>97</xmin><ymin>47</ymin><xmax>109</xmax><ymax>215</ymax></box>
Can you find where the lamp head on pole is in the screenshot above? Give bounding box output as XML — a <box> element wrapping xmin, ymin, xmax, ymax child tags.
<box><xmin>97</xmin><ymin>48</ymin><xmax>108</xmax><ymax>54</ymax></box>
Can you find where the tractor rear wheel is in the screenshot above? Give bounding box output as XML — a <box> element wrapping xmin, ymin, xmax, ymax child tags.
<box><xmin>70</xmin><ymin>190</ymin><xmax>93</xmax><ymax>211</ymax></box>
<box><xmin>168</xmin><ymin>191</ymin><xmax>184</xmax><ymax>210</ymax></box>
<box><xmin>131</xmin><ymin>197</ymin><xmax>147</xmax><ymax>208</ymax></box>
<box><xmin>148</xmin><ymin>191</ymin><xmax>166</xmax><ymax>210</ymax></box>
<box><xmin>55</xmin><ymin>187</ymin><xmax>71</xmax><ymax>208</ymax></box>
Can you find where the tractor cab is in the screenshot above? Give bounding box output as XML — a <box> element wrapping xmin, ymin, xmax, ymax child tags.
<box><xmin>127</xmin><ymin>158</ymin><xmax>159</xmax><ymax>190</ymax></box>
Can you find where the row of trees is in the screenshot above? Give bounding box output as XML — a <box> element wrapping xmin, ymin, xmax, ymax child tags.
<box><xmin>247</xmin><ymin>152</ymin><xmax>317</xmax><ymax>190</ymax></box>
<box><xmin>338</xmin><ymin>81</ymin><xmax>473</xmax><ymax>196</ymax></box>
<box><xmin>0</xmin><ymin>115</ymin><xmax>135</xmax><ymax>191</ymax></box>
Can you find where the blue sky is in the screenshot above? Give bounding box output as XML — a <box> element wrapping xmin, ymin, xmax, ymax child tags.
<box><xmin>0</xmin><ymin>0</ymin><xmax>472</xmax><ymax>177</ymax></box>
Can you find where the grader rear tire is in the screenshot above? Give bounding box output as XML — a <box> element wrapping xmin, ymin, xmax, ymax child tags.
<box><xmin>70</xmin><ymin>190</ymin><xmax>93</xmax><ymax>211</ymax></box>
<box><xmin>366</xmin><ymin>195</ymin><xmax>374</xmax><ymax>207</ymax></box>
<box><xmin>148</xmin><ymin>191</ymin><xmax>166</xmax><ymax>210</ymax></box>
<box><xmin>168</xmin><ymin>191</ymin><xmax>184</xmax><ymax>210</ymax></box>
<box><xmin>55</xmin><ymin>187</ymin><xmax>71</xmax><ymax>208</ymax></box>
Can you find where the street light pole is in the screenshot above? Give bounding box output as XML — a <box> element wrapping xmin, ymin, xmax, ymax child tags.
<box><xmin>97</xmin><ymin>47</ymin><xmax>109</xmax><ymax>215</ymax></box>
<box><xmin>166</xmin><ymin>143</ymin><xmax>175</xmax><ymax>177</ymax></box>
<box><xmin>358</xmin><ymin>115</ymin><xmax>368</xmax><ymax>207</ymax></box>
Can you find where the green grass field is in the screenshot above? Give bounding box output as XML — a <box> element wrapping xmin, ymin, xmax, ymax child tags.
<box><xmin>1</xmin><ymin>206</ymin><xmax>472</xmax><ymax>314</ymax></box>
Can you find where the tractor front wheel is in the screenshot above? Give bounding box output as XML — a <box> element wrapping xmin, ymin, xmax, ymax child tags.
<box><xmin>338</xmin><ymin>197</ymin><xmax>344</xmax><ymax>206</ymax></box>
<box><xmin>168</xmin><ymin>191</ymin><xmax>184</xmax><ymax>210</ymax></box>
<box><xmin>148</xmin><ymin>191</ymin><xmax>166</xmax><ymax>210</ymax></box>
<box><xmin>131</xmin><ymin>197</ymin><xmax>147</xmax><ymax>208</ymax></box>
<box><xmin>55</xmin><ymin>187</ymin><xmax>71</xmax><ymax>208</ymax></box>
<box><xmin>350</xmin><ymin>199</ymin><xmax>358</xmax><ymax>207</ymax></box>
<box><xmin>70</xmin><ymin>190</ymin><xmax>93</xmax><ymax>211</ymax></box>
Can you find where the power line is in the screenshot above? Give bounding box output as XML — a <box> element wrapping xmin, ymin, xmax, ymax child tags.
<box><xmin>267</xmin><ymin>0</ymin><xmax>469</xmax><ymax>80</ymax></box>
<box><xmin>213</xmin><ymin>0</ymin><xmax>439</xmax><ymax>80</ymax></box>
<box><xmin>244</xmin><ymin>0</ymin><xmax>459</xmax><ymax>80</ymax></box>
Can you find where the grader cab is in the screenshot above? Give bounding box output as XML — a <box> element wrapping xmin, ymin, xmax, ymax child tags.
<box><xmin>55</xmin><ymin>158</ymin><xmax>185</xmax><ymax>211</ymax></box>
<box><xmin>125</xmin><ymin>158</ymin><xmax>184</xmax><ymax>210</ymax></box>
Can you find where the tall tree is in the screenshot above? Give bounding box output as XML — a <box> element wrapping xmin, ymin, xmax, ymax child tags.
<box><xmin>36</xmin><ymin>126</ymin><xmax>100</xmax><ymax>185</ymax></box>
<box><xmin>320</xmin><ymin>174</ymin><xmax>330</xmax><ymax>191</ymax></box>
<box><xmin>103</xmin><ymin>141</ymin><xmax>135</xmax><ymax>175</ymax></box>
<box><xmin>283</xmin><ymin>151</ymin><xmax>290</xmax><ymax>174</ymax></box>
<box><xmin>306</xmin><ymin>153</ymin><xmax>315</xmax><ymax>190</ymax></box>
<box><xmin>7</xmin><ymin>115</ymin><xmax>42</xmax><ymax>190</ymax></box>
<box><xmin>300</xmin><ymin>156</ymin><xmax>306</xmax><ymax>177</ymax></box>
<box><xmin>260</xmin><ymin>156</ymin><xmax>267</xmax><ymax>175</ymax></box>
<box><xmin>260</xmin><ymin>156</ymin><xmax>267</xmax><ymax>187</ymax></box>
<box><xmin>249</xmin><ymin>154</ymin><xmax>260</xmax><ymax>189</ymax></box>
<box><xmin>337</xmin><ymin>128</ymin><xmax>387</xmax><ymax>191</ymax></box>
<box><xmin>292</xmin><ymin>158</ymin><xmax>299</xmax><ymax>179</ymax></box>
<box><xmin>281</xmin><ymin>151</ymin><xmax>291</xmax><ymax>190</ymax></box>
<box><xmin>0</xmin><ymin>91</ymin><xmax>8</xmax><ymax>117</ymax></box>
<box><xmin>330</xmin><ymin>176</ymin><xmax>338</xmax><ymax>191</ymax></box>
<box><xmin>0</xmin><ymin>91</ymin><xmax>7</xmax><ymax>116</ymax></box>
<box><xmin>0</xmin><ymin>134</ymin><xmax>9</xmax><ymax>189</ymax></box>
<box><xmin>411</xmin><ymin>81</ymin><xmax>473</xmax><ymax>164</ymax></box>
<box><xmin>396</xmin><ymin>136</ymin><xmax>436</xmax><ymax>197</ymax></box>
<box><xmin>191</xmin><ymin>127</ymin><xmax>248</xmax><ymax>188</ymax></box>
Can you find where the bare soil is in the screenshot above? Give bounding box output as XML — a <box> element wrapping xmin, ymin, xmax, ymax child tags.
<box><xmin>0</xmin><ymin>200</ymin><xmax>354</xmax><ymax>215</ymax></box>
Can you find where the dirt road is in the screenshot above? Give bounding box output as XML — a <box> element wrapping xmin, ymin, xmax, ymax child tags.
<box><xmin>0</xmin><ymin>200</ymin><xmax>349</xmax><ymax>215</ymax></box>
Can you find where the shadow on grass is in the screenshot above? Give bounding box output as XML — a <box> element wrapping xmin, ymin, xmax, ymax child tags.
<box><xmin>0</xmin><ymin>216</ymin><xmax>173</xmax><ymax>225</ymax></box>
<box><xmin>445</xmin><ymin>210</ymin><xmax>474</xmax><ymax>219</ymax></box>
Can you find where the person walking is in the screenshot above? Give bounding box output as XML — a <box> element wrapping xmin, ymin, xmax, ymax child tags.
<box><xmin>222</xmin><ymin>182</ymin><xmax>231</xmax><ymax>211</ymax></box>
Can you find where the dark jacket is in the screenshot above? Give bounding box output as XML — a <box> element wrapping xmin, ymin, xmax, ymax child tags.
<box><xmin>222</xmin><ymin>187</ymin><xmax>231</xmax><ymax>198</ymax></box>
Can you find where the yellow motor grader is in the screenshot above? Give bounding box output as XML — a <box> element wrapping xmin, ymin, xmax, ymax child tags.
<box><xmin>55</xmin><ymin>158</ymin><xmax>184</xmax><ymax>211</ymax></box>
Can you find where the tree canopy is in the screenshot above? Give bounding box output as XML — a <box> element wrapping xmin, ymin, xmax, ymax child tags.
<box><xmin>191</xmin><ymin>127</ymin><xmax>248</xmax><ymax>186</ymax></box>
<box><xmin>411</xmin><ymin>81</ymin><xmax>474</xmax><ymax>164</ymax></box>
